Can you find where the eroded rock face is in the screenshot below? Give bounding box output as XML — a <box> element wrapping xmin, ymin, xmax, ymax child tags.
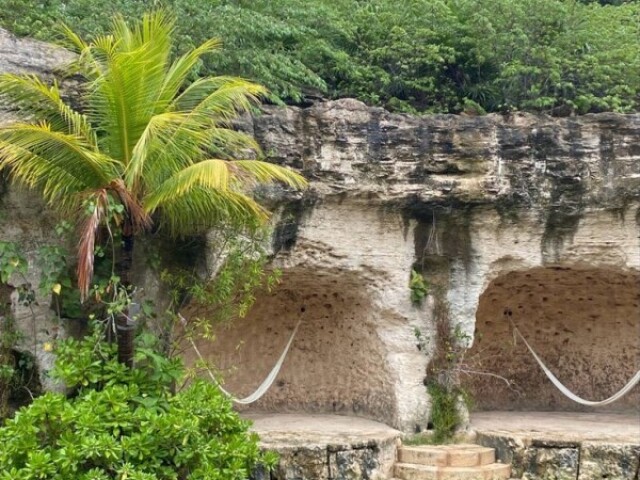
<box><xmin>1</xmin><ymin>27</ymin><xmax>639</xmax><ymax>433</ymax></box>
<box><xmin>186</xmin><ymin>204</ymin><xmax>430</xmax><ymax>432</ymax></box>
<box><xmin>0</xmin><ymin>29</ymin><xmax>76</xmax><ymax>395</ymax></box>
<box><xmin>468</xmin><ymin>266</ymin><xmax>640</xmax><ymax>411</ymax></box>
<box><xmin>247</xmin><ymin>99</ymin><xmax>640</xmax><ymax>211</ymax></box>
<box><xmin>0</xmin><ymin>28</ymin><xmax>76</xmax><ymax>127</ymax></box>
<box><xmin>236</xmin><ymin>102</ymin><xmax>640</xmax><ymax>429</ymax></box>
<box><xmin>578</xmin><ymin>442</ymin><xmax>640</xmax><ymax>480</ymax></box>
<box><xmin>0</xmin><ymin>187</ymin><xmax>66</xmax><ymax>394</ymax></box>
<box><xmin>0</xmin><ymin>29</ymin><xmax>73</xmax><ymax>77</ymax></box>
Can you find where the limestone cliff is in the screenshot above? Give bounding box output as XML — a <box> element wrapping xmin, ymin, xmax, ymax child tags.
<box><xmin>1</xmin><ymin>27</ymin><xmax>639</xmax><ymax>433</ymax></box>
<box><xmin>248</xmin><ymin>98</ymin><xmax>640</xmax><ymax>210</ymax></box>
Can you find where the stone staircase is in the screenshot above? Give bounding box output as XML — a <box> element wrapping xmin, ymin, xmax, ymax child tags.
<box><xmin>393</xmin><ymin>444</ymin><xmax>512</xmax><ymax>480</ymax></box>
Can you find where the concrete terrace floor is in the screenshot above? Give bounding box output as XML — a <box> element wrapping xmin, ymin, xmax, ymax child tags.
<box><xmin>245</xmin><ymin>413</ymin><xmax>402</xmax><ymax>448</ymax></box>
<box><xmin>246</xmin><ymin>411</ymin><xmax>640</xmax><ymax>445</ymax></box>
<box><xmin>471</xmin><ymin>411</ymin><xmax>640</xmax><ymax>444</ymax></box>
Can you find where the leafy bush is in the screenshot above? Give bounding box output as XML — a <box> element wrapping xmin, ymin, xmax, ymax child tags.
<box><xmin>0</xmin><ymin>328</ymin><xmax>270</xmax><ymax>480</ymax></box>
<box><xmin>409</xmin><ymin>269</ymin><xmax>430</xmax><ymax>305</ymax></box>
<box><xmin>0</xmin><ymin>0</ymin><xmax>637</xmax><ymax>114</ymax></box>
<box><xmin>427</xmin><ymin>382</ymin><xmax>463</xmax><ymax>443</ymax></box>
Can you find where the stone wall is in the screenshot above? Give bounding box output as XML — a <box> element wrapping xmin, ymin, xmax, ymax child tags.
<box><xmin>0</xmin><ymin>30</ymin><xmax>76</xmax><ymax>396</ymax></box>
<box><xmin>1</xmin><ymin>27</ymin><xmax>639</xmax><ymax>432</ymax></box>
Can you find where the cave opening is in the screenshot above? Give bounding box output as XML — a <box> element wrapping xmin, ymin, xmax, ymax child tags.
<box><xmin>463</xmin><ymin>266</ymin><xmax>640</xmax><ymax>412</ymax></box>
<box><xmin>184</xmin><ymin>267</ymin><xmax>397</xmax><ymax>425</ymax></box>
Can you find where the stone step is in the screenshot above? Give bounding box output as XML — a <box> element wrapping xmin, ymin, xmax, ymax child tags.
<box><xmin>395</xmin><ymin>462</ymin><xmax>511</xmax><ymax>480</ymax></box>
<box><xmin>398</xmin><ymin>444</ymin><xmax>495</xmax><ymax>467</ymax></box>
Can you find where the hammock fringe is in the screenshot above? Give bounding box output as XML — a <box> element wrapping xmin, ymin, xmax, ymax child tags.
<box><xmin>181</xmin><ymin>314</ymin><xmax>302</xmax><ymax>405</ymax></box>
<box><xmin>513</xmin><ymin>324</ymin><xmax>640</xmax><ymax>407</ymax></box>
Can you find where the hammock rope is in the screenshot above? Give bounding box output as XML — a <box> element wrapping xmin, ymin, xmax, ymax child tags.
<box><xmin>512</xmin><ymin>323</ymin><xmax>640</xmax><ymax>406</ymax></box>
<box><xmin>180</xmin><ymin>314</ymin><xmax>302</xmax><ymax>405</ymax></box>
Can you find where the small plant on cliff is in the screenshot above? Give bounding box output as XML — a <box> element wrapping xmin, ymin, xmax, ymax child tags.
<box><xmin>426</xmin><ymin>381</ymin><xmax>470</xmax><ymax>444</ymax></box>
<box><xmin>0</xmin><ymin>325</ymin><xmax>273</xmax><ymax>480</ymax></box>
<box><xmin>416</xmin><ymin>281</ymin><xmax>475</xmax><ymax>443</ymax></box>
<box><xmin>409</xmin><ymin>269</ymin><xmax>430</xmax><ymax>305</ymax></box>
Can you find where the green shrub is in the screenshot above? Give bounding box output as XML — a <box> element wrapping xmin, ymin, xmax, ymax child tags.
<box><xmin>409</xmin><ymin>269</ymin><xmax>430</xmax><ymax>305</ymax></box>
<box><xmin>0</xmin><ymin>1</ymin><xmax>629</xmax><ymax>114</ymax></box>
<box><xmin>0</xmin><ymin>0</ymin><xmax>637</xmax><ymax>114</ymax></box>
<box><xmin>0</xmin><ymin>328</ymin><xmax>270</xmax><ymax>480</ymax></box>
<box><xmin>427</xmin><ymin>382</ymin><xmax>461</xmax><ymax>443</ymax></box>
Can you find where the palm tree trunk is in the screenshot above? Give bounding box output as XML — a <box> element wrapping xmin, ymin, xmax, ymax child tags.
<box><xmin>116</xmin><ymin>216</ymin><xmax>135</xmax><ymax>367</ymax></box>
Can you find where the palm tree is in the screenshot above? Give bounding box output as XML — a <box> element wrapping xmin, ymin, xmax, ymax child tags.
<box><xmin>0</xmin><ymin>12</ymin><xmax>306</xmax><ymax>366</ymax></box>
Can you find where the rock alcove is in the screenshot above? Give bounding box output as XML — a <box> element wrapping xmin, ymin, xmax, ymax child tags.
<box><xmin>463</xmin><ymin>266</ymin><xmax>640</xmax><ymax>412</ymax></box>
<box><xmin>184</xmin><ymin>267</ymin><xmax>398</xmax><ymax>425</ymax></box>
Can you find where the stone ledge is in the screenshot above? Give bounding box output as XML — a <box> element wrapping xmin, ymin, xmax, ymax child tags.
<box><xmin>475</xmin><ymin>431</ymin><xmax>640</xmax><ymax>480</ymax></box>
<box><xmin>247</xmin><ymin>413</ymin><xmax>401</xmax><ymax>480</ymax></box>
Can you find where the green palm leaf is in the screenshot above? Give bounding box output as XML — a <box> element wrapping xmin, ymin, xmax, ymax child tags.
<box><xmin>0</xmin><ymin>74</ymin><xmax>96</xmax><ymax>145</ymax></box>
<box><xmin>0</xmin><ymin>123</ymin><xmax>116</xmax><ymax>184</ymax></box>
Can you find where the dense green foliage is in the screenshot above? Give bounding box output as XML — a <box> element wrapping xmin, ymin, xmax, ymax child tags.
<box><xmin>0</xmin><ymin>328</ymin><xmax>269</xmax><ymax>479</ymax></box>
<box><xmin>426</xmin><ymin>382</ymin><xmax>465</xmax><ymax>443</ymax></box>
<box><xmin>1</xmin><ymin>0</ymin><xmax>637</xmax><ymax>114</ymax></box>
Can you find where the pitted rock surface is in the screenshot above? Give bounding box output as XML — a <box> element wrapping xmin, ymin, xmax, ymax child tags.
<box><xmin>247</xmin><ymin>99</ymin><xmax>640</xmax><ymax>210</ymax></box>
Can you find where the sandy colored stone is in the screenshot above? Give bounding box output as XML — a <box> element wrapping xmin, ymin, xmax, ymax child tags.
<box><xmin>248</xmin><ymin>99</ymin><xmax>640</xmax><ymax>212</ymax></box>
<box><xmin>472</xmin><ymin>411</ymin><xmax>640</xmax><ymax>444</ymax></box>
<box><xmin>185</xmin><ymin>202</ymin><xmax>431</xmax><ymax>432</ymax></box>
<box><xmin>246</xmin><ymin>414</ymin><xmax>400</xmax><ymax>480</ymax></box>
<box><xmin>578</xmin><ymin>442</ymin><xmax>640</xmax><ymax>480</ymax></box>
<box><xmin>474</xmin><ymin>412</ymin><xmax>640</xmax><ymax>480</ymax></box>
<box><xmin>395</xmin><ymin>462</ymin><xmax>511</xmax><ymax>480</ymax></box>
<box><xmin>398</xmin><ymin>447</ymin><xmax>449</xmax><ymax>467</ymax></box>
<box><xmin>398</xmin><ymin>445</ymin><xmax>496</xmax><ymax>468</ymax></box>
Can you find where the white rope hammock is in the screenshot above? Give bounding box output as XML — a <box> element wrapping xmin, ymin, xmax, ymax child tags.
<box><xmin>512</xmin><ymin>324</ymin><xmax>640</xmax><ymax>406</ymax></box>
<box><xmin>180</xmin><ymin>314</ymin><xmax>302</xmax><ymax>405</ymax></box>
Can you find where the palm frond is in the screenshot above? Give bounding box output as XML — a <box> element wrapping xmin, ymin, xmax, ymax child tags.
<box><xmin>204</xmin><ymin>128</ymin><xmax>262</xmax><ymax>159</ymax></box>
<box><xmin>0</xmin><ymin>74</ymin><xmax>96</xmax><ymax>145</ymax></box>
<box><xmin>88</xmin><ymin>14</ymin><xmax>180</xmax><ymax>166</ymax></box>
<box><xmin>0</xmin><ymin>139</ymin><xmax>92</xmax><ymax>211</ymax></box>
<box><xmin>232</xmin><ymin>160</ymin><xmax>308</xmax><ymax>190</ymax></box>
<box><xmin>188</xmin><ymin>80</ymin><xmax>267</xmax><ymax>125</ymax></box>
<box><xmin>155</xmin><ymin>187</ymin><xmax>267</xmax><ymax>236</ymax></box>
<box><xmin>0</xmin><ymin>123</ymin><xmax>117</xmax><ymax>184</ymax></box>
<box><xmin>158</xmin><ymin>38</ymin><xmax>222</xmax><ymax>109</ymax></box>
<box><xmin>112</xmin><ymin>11</ymin><xmax>173</xmax><ymax>59</ymax></box>
<box><xmin>57</xmin><ymin>23</ymin><xmax>89</xmax><ymax>54</ymax></box>
<box><xmin>144</xmin><ymin>157</ymin><xmax>306</xmax><ymax>231</ymax></box>
<box><xmin>77</xmin><ymin>189</ymin><xmax>108</xmax><ymax>300</ymax></box>
<box><xmin>125</xmin><ymin>111</ymin><xmax>206</xmax><ymax>191</ymax></box>
<box><xmin>58</xmin><ymin>23</ymin><xmax>105</xmax><ymax>79</ymax></box>
<box><xmin>144</xmin><ymin>159</ymin><xmax>231</xmax><ymax>213</ymax></box>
